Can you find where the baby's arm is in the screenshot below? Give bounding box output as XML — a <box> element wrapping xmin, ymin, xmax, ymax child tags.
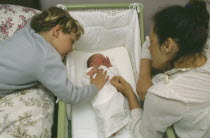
<box><xmin>82</xmin><ymin>67</ymin><xmax>97</xmax><ymax>85</ymax></box>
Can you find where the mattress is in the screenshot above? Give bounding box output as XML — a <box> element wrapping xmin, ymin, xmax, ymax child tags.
<box><xmin>66</xmin><ymin>47</ymin><xmax>137</xmax><ymax>138</ymax></box>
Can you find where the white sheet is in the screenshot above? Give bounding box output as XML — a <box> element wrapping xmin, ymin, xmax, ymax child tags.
<box><xmin>66</xmin><ymin>47</ymin><xmax>136</xmax><ymax>138</ymax></box>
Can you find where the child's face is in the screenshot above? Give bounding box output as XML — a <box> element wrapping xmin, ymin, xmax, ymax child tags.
<box><xmin>91</xmin><ymin>54</ymin><xmax>106</xmax><ymax>67</ymax></box>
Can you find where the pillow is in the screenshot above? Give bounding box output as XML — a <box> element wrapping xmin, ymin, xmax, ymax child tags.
<box><xmin>0</xmin><ymin>4</ymin><xmax>40</xmax><ymax>40</ymax></box>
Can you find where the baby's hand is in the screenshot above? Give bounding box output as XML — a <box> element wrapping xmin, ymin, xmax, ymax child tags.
<box><xmin>103</xmin><ymin>56</ymin><xmax>112</xmax><ymax>68</ymax></box>
<box><xmin>87</xmin><ymin>67</ymin><xmax>98</xmax><ymax>77</ymax></box>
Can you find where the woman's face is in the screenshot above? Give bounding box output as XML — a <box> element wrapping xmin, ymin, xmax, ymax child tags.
<box><xmin>149</xmin><ymin>28</ymin><xmax>174</xmax><ymax>70</ymax></box>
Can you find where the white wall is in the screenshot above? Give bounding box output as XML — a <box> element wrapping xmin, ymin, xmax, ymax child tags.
<box><xmin>40</xmin><ymin>0</ymin><xmax>209</xmax><ymax>37</ymax></box>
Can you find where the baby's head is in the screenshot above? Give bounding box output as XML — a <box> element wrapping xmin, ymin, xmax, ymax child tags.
<box><xmin>87</xmin><ymin>53</ymin><xmax>106</xmax><ymax>68</ymax></box>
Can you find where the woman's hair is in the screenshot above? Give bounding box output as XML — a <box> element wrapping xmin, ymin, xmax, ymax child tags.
<box><xmin>30</xmin><ymin>7</ymin><xmax>84</xmax><ymax>38</ymax></box>
<box><xmin>153</xmin><ymin>0</ymin><xmax>209</xmax><ymax>63</ymax></box>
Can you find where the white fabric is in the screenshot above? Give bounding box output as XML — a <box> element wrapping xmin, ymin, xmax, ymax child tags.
<box><xmin>129</xmin><ymin>41</ymin><xmax>210</xmax><ymax>138</ymax></box>
<box><xmin>82</xmin><ymin>66</ymin><xmax>130</xmax><ymax>138</ymax></box>
<box><xmin>69</xmin><ymin>9</ymin><xmax>141</xmax><ymax>81</ymax></box>
<box><xmin>140</xmin><ymin>36</ymin><xmax>152</xmax><ymax>59</ymax></box>
<box><xmin>66</xmin><ymin>47</ymin><xmax>136</xmax><ymax>138</ymax></box>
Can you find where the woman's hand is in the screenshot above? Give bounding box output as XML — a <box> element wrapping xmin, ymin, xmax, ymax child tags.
<box><xmin>90</xmin><ymin>69</ymin><xmax>109</xmax><ymax>91</ymax></box>
<box><xmin>110</xmin><ymin>76</ymin><xmax>133</xmax><ymax>97</ymax></box>
<box><xmin>111</xmin><ymin>75</ymin><xmax>141</xmax><ymax>110</ymax></box>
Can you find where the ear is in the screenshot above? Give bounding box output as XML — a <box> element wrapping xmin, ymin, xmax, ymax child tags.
<box><xmin>52</xmin><ymin>25</ymin><xmax>63</xmax><ymax>38</ymax></box>
<box><xmin>161</xmin><ymin>38</ymin><xmax>176</xmax><ymax>55</ymax></box>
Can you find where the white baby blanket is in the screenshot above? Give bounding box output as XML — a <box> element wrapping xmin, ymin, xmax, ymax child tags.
<box><xmin>82</xmin><ymin>66</ymin><xmax>130</xmax><ymax>138</ymax></box>
<box><xmin>66</xmin><ymin>47</ymin><xmax>135</xmax><ymax>138</ymax></box>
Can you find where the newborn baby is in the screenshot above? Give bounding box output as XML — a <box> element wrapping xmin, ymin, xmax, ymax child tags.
<box><xmin>82</xmin><ymin>53</ymin><xmax>130</xmax><ymax>138</ymax></box>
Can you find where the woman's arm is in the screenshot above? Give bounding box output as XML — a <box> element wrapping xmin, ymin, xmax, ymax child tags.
<box><xmin>111</xmin><ymin>75</ymin><xmax>186</xmax><ymax>138</ymax></box>
<box><xmin>137</xmin><ymin>36</ymin><xmax>153</xmax><ymax>101</ymax></box>
<box><xmin>136</xmin><ymin>58</ymin><xmax>152</xmax><ymax>101</ymax></box>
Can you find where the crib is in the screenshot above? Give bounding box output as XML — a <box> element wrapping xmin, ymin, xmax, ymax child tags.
<box><xmin>56</xmin><ymin>3</ymin><xmax>177</xmax><ymax>138</ymax></box>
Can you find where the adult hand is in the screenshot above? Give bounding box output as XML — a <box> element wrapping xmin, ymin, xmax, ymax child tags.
<box><xmin>110</xmin><ymin>76</ymin><xmax>133</xmax><ymax>97</ymax></box>
<box><xmin>90</xmin><ymin>69</ymin><xmax>109</xmax><ymax>91</ymax></box>
<box><xmin>111</xmin><ymin>76</ymin><xmax>140</xmax><ymax>110</ymax></box>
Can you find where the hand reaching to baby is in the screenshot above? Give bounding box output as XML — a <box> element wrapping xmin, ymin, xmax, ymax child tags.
<box><xmin>90</xmin><ymin>69</ymin><xmax>109</xmax><ymax>91</ymax></box>
<box><xmin>110</xmin><ymin>76</ymin><xmax>134</xmax><ymax>97</ymax></box>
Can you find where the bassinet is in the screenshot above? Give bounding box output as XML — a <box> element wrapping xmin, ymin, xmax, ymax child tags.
<box><xmin>56</xmin><ymin>3</ymin><xmax>176</xmax><ymax>138</ymax></box>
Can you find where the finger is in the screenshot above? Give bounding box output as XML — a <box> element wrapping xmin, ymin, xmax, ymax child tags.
<box><xmin>110</xmin><ymin>76</ymin><xmax>119</xmax><ymax>85</ymax></box>
<box><xmin>90</xmin><ymin>75</ymin><xmax>93</xmax><ymax>81</ymax></box>
<box><xmin>97</xmin><ymin>68</ymin><xmax>103</xmax><ymax>72</ymax></box>
<box><xmin>118</xmin><ymin>76</ymin><xmax>127</xmax><ymax>83</ymax></box>
<box><xmin>101</xmin><ymin>70</ymin><xmax>107</xmax><ymax>80</ymax></box>
<box><xmin>111</xmin><ymin>76</ymin><xmax>118</xmax><ymax>81</ymax></box>
<box><xmin>105</xmin><ymin>76</ymin><xmax>109</xmax><ymax>83</ymax></box>
<box><xmin>96</xmin><ymin>71</ymin><xmax>102</xmax><ymax>79</ymax></box>
<box><xmin>111</xmin><ymin>80</ymin><xmax>121</xmax><ymax>89</ymax></box>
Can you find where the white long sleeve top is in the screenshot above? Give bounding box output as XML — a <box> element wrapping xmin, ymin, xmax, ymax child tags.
<box><xmin>130</xmin><ymin>47</ymin><xmax>210</xmax><ymax>138</ymax></box>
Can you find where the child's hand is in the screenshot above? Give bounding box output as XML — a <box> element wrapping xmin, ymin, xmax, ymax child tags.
<box><xmin>103</xmin><ymin>56</ymin><xmax>112</xmax><ymax>68</ymax></box>
<box><xmin>87</xmin><ymin>67</ymin><xmax>98</xmax><ymax>77</ymax></box>
<box><xmin>90</xmin><ymin>69</ymin><xmax>109</xmax><ymax>91</ymax></box>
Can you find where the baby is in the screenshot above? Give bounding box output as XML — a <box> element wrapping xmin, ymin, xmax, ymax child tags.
<box><xmin>82</xmin><ymin>53</ymin><xmax>130</xmax><ymax>138</ymax></box>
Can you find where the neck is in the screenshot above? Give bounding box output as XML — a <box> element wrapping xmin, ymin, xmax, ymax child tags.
<box><xmin>173</xmin><ymin>53</ymin><xmax>207</xmax><ymax>69</ymax></box>
<box><xmin>39</xmin><ymin>31</ymin><xmax>54</xmax><ymax>47</ymax></box>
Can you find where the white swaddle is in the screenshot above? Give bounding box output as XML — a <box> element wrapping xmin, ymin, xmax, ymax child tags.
<box><xmin>82</xmin><ymin>66</ymin><xmax>130</xmax><ymax>138</ymax></box>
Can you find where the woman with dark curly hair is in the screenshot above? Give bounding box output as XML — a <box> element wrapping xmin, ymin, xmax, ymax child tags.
<box><xmin>111</xmin><ymin>0</ymin><xmax>210</xmax><ymax>138</ymax></box>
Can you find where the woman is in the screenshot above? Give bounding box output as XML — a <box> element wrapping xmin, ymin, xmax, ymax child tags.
<box><xmin>111</xmin><ymin>0</ymin><xmax>210</xmax><ymax>138</ymax></box>
<box><xmin>0</xmin><ymin>7</ymin><xmax>108</xmax><ymax>103</ymax></box>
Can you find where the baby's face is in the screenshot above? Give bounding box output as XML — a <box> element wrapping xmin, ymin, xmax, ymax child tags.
<box><xmin>91</xmin><ymin>54</ymin><xmax>106</xmax><ymax>67</ymax></box>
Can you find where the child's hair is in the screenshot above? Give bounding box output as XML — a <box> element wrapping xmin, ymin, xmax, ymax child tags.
<box><xmin>153</xmin><ymin>0</ymin><xmax>209</xmax><ymax>64</ymax></box>
<box><xmin>87</xmin><ymin>54</ymin><xmax>97</xmax><ymax>68</ymax></box>
<box><xmin>30</xmin><ymin>7</ymin><xmax>84</xmax><ymax>38</ymax></box>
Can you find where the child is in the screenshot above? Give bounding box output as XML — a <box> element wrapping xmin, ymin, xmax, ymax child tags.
<box><xmin>82</xmin><ymin>53</ymin><xmax>130</xmax><ymax>138</ymax></box>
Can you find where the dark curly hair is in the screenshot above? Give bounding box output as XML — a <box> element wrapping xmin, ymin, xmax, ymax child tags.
<box><xmin>152</xmin><ymin>0</ymin><xmax>209</xmax><ymax>64</ymax></box>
